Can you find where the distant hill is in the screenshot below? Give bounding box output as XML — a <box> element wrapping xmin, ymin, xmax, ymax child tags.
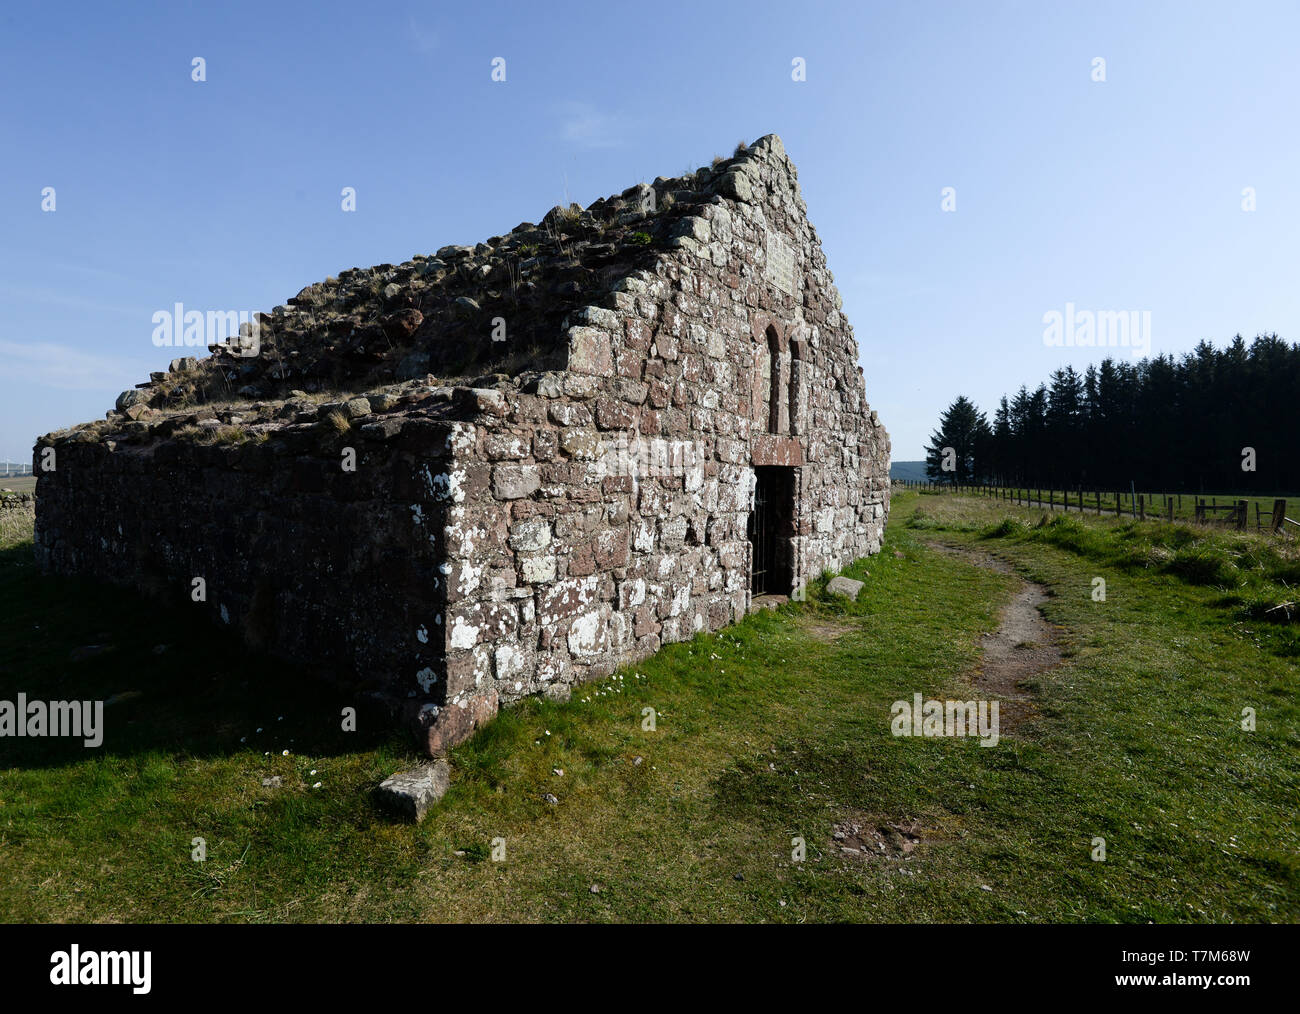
<box><xmin>890</xmin><ymin>460</ymin><xmax>928</xmax><ymax>481</ymax></box>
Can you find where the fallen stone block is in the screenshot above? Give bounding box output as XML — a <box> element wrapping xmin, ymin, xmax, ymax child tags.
<box><xmin>376</xmin><ymin>759</ymin><xmax>451</xmax><ymax>822</ymax></box>
<box><xmin>826</xmin><ymin>576</ymin><xmax>865</xmax><ymax>600</ymax></box>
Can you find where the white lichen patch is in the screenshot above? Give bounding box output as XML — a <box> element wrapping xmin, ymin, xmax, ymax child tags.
<box><xmin>456</xmin><ymin>560</ymin><xmax>483</xmax><ymax>596</ymax></box>
<box><xmin>448</xmin><ymin>521</ymin><xmax>486</xmax><ymax>558</ymax></box>
<box><xmin>670</xmin><ymin>584</ymin><xmax>691</xmax><ymax>617</ymax></box>
<box><xmin>447</xmin><ymin>423</ymin><xmax>476</xmax><ymax>454</ymax></box>
<box><xmin>567</xmin><ymin>610</ymin><xmax>604</xmax><ymax>657</ymax></box>
<box><xmin>494</xmin><ymin>642</ymin><xmax>526</xmax><ymax>681</ymax></box>
<box><xmin>449</xmin><ymin>615</ymin><xmax>479</xmax><ymax>650</ymax></box>
<box><xmin>423</xmin><ymin>465</ymin><xmax>467</xmax><ymax>504</ymax></box>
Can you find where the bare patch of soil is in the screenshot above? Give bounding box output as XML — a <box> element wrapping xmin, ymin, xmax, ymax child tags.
<box><xmin>832</xmin><ymin>815</ymin><xmax>926</xmax><ymax>861</ymax></box>
<box><xmin>801</xmin><ymin>619</ymin><xmax>855</xmax><ymax>643</ymax></box>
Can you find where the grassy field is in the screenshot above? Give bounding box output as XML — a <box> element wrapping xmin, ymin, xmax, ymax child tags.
<box><xmin>906</xmin><ymin>484</ymin><xmax>1298</xmax><ymax>530</ymax></box>
<box><xmin>0</xmin><ymin>495</ymin><xmax>1296</xmax><ymax>922</ymax></box>
<box><xmin>0</xmin><ymin>509</ymin><xmax>35</xmax><ymax>553</ymax></box>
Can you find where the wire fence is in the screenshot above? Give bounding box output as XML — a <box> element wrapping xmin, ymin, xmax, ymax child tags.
<box><xmin>895</xmin><ymin>479</ymin><xmax>1299</xmax><ymax>534</ymax></box>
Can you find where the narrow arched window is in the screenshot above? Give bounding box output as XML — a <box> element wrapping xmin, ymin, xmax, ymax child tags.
<box><xmin>766</xmin><ymin>326</ymin><xmax>782</xmax><ymax>434</ymax></box>
<box><xmin>788</xmin><ymin>338</ymin><xmax>801</xmax><ymax>434</ymax></box>
<box><xmin>753</xmin><ymin>340</ymin><xmax>771</xmax><ymax>428</ymax></box>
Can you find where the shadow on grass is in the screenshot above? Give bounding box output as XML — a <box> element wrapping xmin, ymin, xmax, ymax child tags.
<box><xmin>0</xmin><ymin>543</ymin><xmax>402</xmax><ymax>770</ymax></box>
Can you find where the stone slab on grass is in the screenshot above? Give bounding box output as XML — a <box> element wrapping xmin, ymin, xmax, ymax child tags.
<box><xmin>826</xmin><ymin>575</ymin><xmax>865</xmax><ymax>600</ymax></box>
<box><xmin>376</xmin><ymin>759</ymin><xmax>451</xmax><ymax>822</ymax></box>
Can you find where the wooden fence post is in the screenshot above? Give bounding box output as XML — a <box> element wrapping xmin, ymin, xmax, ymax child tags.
<box><xmin>1138</xmin><ymin>494</ymin><xmax>1145</xmax><ymax>521</ymax></box>
<box><xmin>1167</xmin><ymin>500</ymin><xmax>1174</xmax><ymax>522</ymax></box>
<box><xmin>1236</xmin><ymin>500</ymin><xmax>1248</xmax><ymax>531</ymax></box>
<box><xmin>1273</xmin><ymin>499</ymin><xmax>1288</xmax><ymax>533</ymax></box>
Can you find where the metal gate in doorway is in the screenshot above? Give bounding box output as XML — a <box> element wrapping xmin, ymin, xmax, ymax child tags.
<box><xmin>748</xmin><ymin>467</ymin><xmax>794</xmax><ymax>595</ymax></box>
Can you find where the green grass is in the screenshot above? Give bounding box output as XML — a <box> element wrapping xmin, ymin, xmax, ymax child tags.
<box><xmin>912</xmin><ymin>495</ymin><xmax>1300</xmax><ymax>640</ymax></box>
<box><xmin>0</xmin><ymin>496</ymin><xmax>1296</xmax><ymax>922</ymax></box>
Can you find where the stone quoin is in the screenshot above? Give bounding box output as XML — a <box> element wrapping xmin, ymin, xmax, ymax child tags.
<box><xmin>34</xmin><ymin>134</ymin><xmax>890</xmax><ymax>757</ymax></box>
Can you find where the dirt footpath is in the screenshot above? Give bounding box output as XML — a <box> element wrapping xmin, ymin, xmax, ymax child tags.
<box><xmin>925</xmin><ymin>542</ymin><xmax>1064</xmax><ymax>733</ymax></box>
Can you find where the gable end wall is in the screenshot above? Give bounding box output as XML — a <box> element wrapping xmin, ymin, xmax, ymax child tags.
<box><xmin>420</xmin><ymin>135</ymin><xmax>889</xmax><ymax>754</ymax></box>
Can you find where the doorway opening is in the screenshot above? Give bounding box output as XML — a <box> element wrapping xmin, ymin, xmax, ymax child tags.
<box><xmin>748</xmin><ymin>467</ymin><xmax>796</xmax><ymax>595</ymax></box>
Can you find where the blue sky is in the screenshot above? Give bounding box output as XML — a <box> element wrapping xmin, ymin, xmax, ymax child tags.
<box><xmin>2</xmin><ymin>0</ymin><xmax>1297</xmax><ymax>463</ymax></box>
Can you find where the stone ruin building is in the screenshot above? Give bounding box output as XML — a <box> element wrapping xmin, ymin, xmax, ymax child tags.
<box><xmin>34</xmin><ymin>134</ymin><xmax>891</xmax><ymax>756</ymax></box>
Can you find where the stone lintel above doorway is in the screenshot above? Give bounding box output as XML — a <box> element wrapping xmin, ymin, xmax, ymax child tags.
<box><xmin>751</xmin><ymin>435</ymin><xmax>803</xmax><ymax>467</ymax></box>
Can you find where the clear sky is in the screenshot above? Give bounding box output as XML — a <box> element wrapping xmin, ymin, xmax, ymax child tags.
<box><xmin>2</xmin><ymin>0</ymin><xmax>1297</xmax><ymax>463</ymax></box>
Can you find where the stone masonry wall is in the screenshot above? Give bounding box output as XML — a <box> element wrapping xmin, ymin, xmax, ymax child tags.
<box><xmin>34</xmin><ymin>407</ymin><xmax>462</xmax><ymax>716</ymax></box>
